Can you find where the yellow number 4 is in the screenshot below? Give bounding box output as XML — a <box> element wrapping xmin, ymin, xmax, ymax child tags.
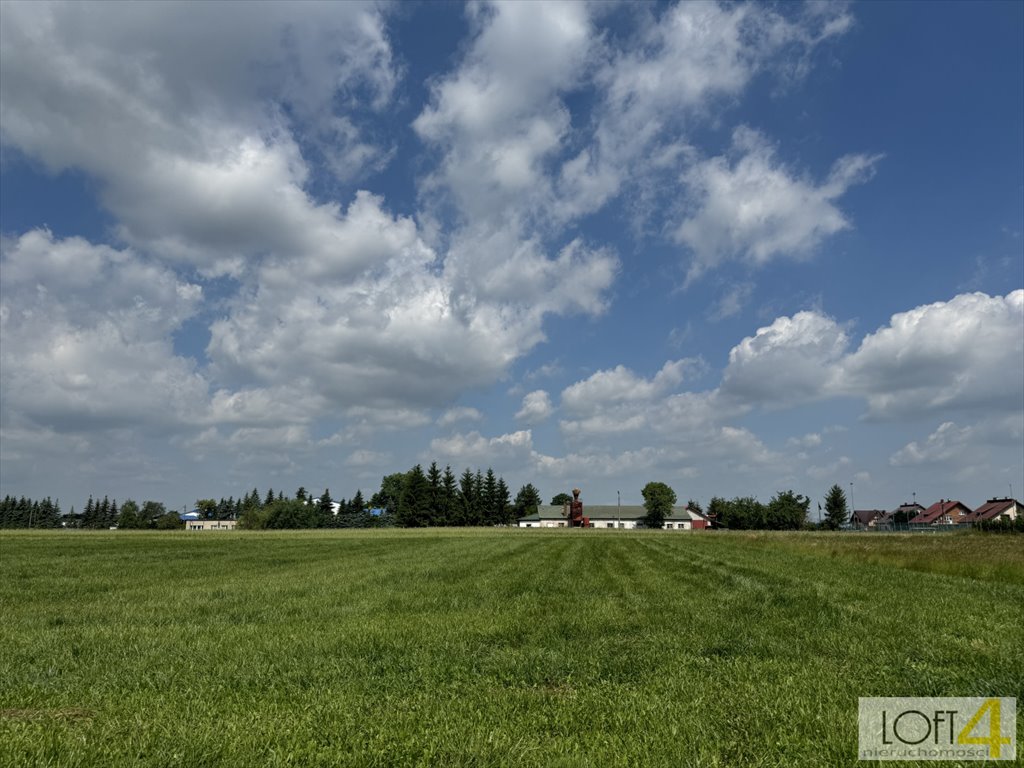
<box><xmin>958</xmin><ymin>698</ymin><xmax>1011</xmax><ymax>758</ymax></box>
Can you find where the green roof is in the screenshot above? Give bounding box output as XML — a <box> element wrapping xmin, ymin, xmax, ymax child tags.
<box><xmin>521</xmin><ymin>505</ymin><xmax>705</xmax><ymax>522</ymax></box>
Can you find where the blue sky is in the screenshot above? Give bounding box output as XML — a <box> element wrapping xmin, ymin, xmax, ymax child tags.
<box><xmin>1</xmin><ymin>0</ymin><xmax>1021</xmax><ymax>514</ymax></box>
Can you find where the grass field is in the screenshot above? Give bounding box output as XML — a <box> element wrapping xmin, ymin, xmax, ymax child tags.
<box><xmin>1</xmin><ymin>530</ymin><xmax>1021</xmax><ymax>767</ymax></box>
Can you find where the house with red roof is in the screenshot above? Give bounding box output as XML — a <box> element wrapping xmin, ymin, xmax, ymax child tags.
<box><xmin>910</xmin><ymin>499</ymin><xmax>972</xmax><ymax>527</ymax></box>
<box><xmin>960</xmin><ymin>498</ymin><xmax>1020</xmax><ymax>525</ymax></box>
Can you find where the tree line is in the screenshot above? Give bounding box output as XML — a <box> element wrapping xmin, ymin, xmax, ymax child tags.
<box><xmin>0</xmin><ymin>495</ymin><xmax>182</xmax><ymax>529</ymax></box>
<box><xmin>366</xmin><ymin>463</ymin><xmax>541</xmax><ymax>528</ymax></box>
<box><xmin>223</xmin><ymin>463</ymin><xmax>545</xmax><ymax>529</ymax></box>
<box><xmin>704</xmin><ymin>485</ymin><xmax>849</xmax><ymax>530</ymax></box>
<box><xmin>5</xmin><ymin>481</ymin><xmax>1017</xmax><ymax>533</ymax></box>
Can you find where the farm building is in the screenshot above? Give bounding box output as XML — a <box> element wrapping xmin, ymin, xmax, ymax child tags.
<box><xmin>518</xmin><ymin>505</ymin><xmax>710</xmax><ymax>530</ymax></box>
<box><xmin>184</xmin><ymin>519</ymin><xmax>237</xmax><ymax>531</ymax></box>
<box><xmin>960</xmin><ymin>498</ymin><xmax>1020</xmax><ymax>524</ymax></box>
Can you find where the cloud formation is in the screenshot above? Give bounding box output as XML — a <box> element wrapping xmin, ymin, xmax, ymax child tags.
<box><xmin>841</xmin><ymin>290</ymin><xmax>1024</xmax><ymax>419</ymax></box>
<box><xmin>719</xmin><ymin>290</ymin><xmax>1024</xmax><ymax>419</ymax></box>
<box><xmin>0</xmin><ymin>1</ymin><xmax>399</xmax><ymax>272</ymax></box>
<box><xmin>515</xmin><ymin>391</ymin><xmax>555</xmax><ymax>424</ymax></box>
<box><xmin>677</xmin><ymin>128</ymin><xmax>880</xmax><ymax>282</ymax></box>
<box><xmin>0</xmin><ymin>230</ymin><xmax>206</xmax><ymax>432</ymax></box>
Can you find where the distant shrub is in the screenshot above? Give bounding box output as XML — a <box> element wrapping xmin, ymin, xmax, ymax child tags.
<box><xmin>973</xmin><ymin>517</ymin><xmax>1024</xmax><ymax>534</ymax></box>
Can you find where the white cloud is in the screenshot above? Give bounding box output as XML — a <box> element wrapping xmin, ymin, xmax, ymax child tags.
<box><xmin>342</xmin><ymin>407</ymin><xmax>433</xmax><ymax>432</ymax></box>
<box><xmin>716</xmin><ymin>289</ymin><xmax>1024</xmax><ymax>423</ymax></box>
<box><xmin>561</xmin><ymin>359</ymin><xmax>700</xmax><ymax>415</ymax></box>
<box><xmin>2</xmin><ymin>0</ymin><xmax>620</xmax><ymax>447</ymax></box>
<box><xmin>411</xmin><ymin>1</ymin><xmax>617</xmax><ymax>379</ymax></box>
<box><xmin>676</xmin><ymin>128</ymin><xmax>880</xmax><ymax>283</ymax></box>
<box><xmin>205</xmin><ymin>386</ymin><xmax>326</xmax><ymax>428</ymax></box>
<box><xmin>556</xmin><ymin>2</ymin><xmax>855</xmax><ymax>223</ymax></box>
<box><xmin>185</xmin><ymin>425</ymin><xmax>307</xmax><ymax>477</ymax></box>
<box><xmin>442</xmin><ymin>229</ymin><xmax>618</xmax><ymax>350</ymax></box>
<box><xmin>0</xmin><ymin>231</ymin><xmax>207</xmax><ymax>432</ymax></box>
<box><xmin>718</xmin><ymin>290</ymin><xmax>1024</xmax><ymax>419</ymax></box>
<box><xmin>345</xmin><ymin>449</ymin><xmax>391</xmax><ymax>468</ymax></box>
<box><xmin>0</xmin><ymin>1</ymin><xmax>396</xmax><ymax>185</ymax></box>
<box><xmin>889</xmin><ymin>422</ymin><xmax>971</xmax><ymax>467</ymax></box>
<box><xmin>204</xmin><ymin>203</ymin><xmax>614</xmax><ymax>417</ymax></box>
<box><xmin>841</xmin><ymin>290</ymin><xmax>1024</xmax><ymax>419</ymax></box>
<box><xmin>710</xmin><ymin>281</ymin><xmax>755</xmax><ymax>321</ymax></box>
<box><xmin>437</xmin><ymin>407</ymin><xmax>484</xmax><ymax>428</ymax></box>
<box><xmin>429</xmin><ymin>429</ymin><xmax>535</xmax><ymax>468</ymax></box>
<box><xmin>524</xmin><ymin>361</ymin><xmax>564</xmax><ymax>382</ymax></box>
<box><xmin>889</xmin><ymin>415</ymin><xmax>1022</xmax><ymax>469</ymax></box>
<box><xmin>0</xmin><ymin>0</ymin><xmax>403</xmax><ymax>284</ymax></box>
<box><xmin>531</xmin><ymin>445</ymin><xmax>691</xmax><ymax>483</ymax></box>
<box><xmin>515</xmin><ymin>390</ymin><xmax>554</xmax><ymax>424</ymax></box>
<box><xmin>413</xmin><ymin>0</ymin><xmax>593</xmax><ymax>224</ymax></box>
<box><xmin>787</xmin><ymin>432</ymin><xmax>823</xmax><ymax>449</ymax></box>
<box><xmin>720</xmin><ymin>309</ymin><xmax>849</xmax><ymax>405</ymax></box>
<box><xmin>806</xmin><ymin>455</ymin><xmax>851</xmax><ymax>480</ymax></box>
<box><xmin>0</xmin><ymin>425</ymin><xmax>90</xmax><ymax>464</ymax></box>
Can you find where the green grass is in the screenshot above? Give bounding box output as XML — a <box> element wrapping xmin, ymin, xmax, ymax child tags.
<box><xmin>1</xmin><ymin>530</ymin><xmax>1021</xmax><ymax>767</ymax></box>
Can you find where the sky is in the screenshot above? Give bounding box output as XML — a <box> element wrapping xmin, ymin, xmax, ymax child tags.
<box><xmin>1</xmin><ymin>0</ymin><xmax>1022</xmax><ymax>515</ymax></box>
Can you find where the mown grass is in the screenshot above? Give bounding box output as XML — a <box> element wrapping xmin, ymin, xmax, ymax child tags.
<box><xmin>732</xmin><ymin>530</ymin><xmax>1024</xmax><ymax>584</ymax></box>
<box><xmin>1</xmin><ymin>530</ymin><xmax>1021</xmax><ymax>767</ymax></box>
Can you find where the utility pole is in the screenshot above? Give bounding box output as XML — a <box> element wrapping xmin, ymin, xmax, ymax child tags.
<box><xmin>616</xmin><ymin>490</ymin><xmax>620</xmax><ymax>529</ymax></box>
<box><xmin>849</xmin><ymin>482</ymin><xmax>854</xmax><ymax>527</ymax></box>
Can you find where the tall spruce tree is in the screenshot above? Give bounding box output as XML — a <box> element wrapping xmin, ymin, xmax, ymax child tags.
<box><xmin>399</xmin><ymin>465</ymin><xmax>431</xmax><ymax>527</ymax></box>
<box><xmin>440</xmin><ymin>465</ymin><xmax>457</xmax><ymax>526</ymax></box>
<box><xmin>482</xmin><ymin>468</ymin><xmax>499</xmax><ymax>525</ymax></box>
<box><xmin>495</xmin><ymin>477</ymin><xmax>512</xmax><ymax>525</ymax></box>
<box><xmin>513</xmin><ymin>483</ymin><xmax>542</xmax><ymax>520</ymax></box>
<box><xmin>457</xmin><ymin>468</ymin><xmax>476</xmax><ymax>526</ymax></box>
<box><xmin>824</xmin><ymin>484</ymin><xmax>848</xmax><ymax>530</ymax></box>
<box><xmin>318</xmin><ymin>489</ymin><xmax>334</xmax><ymax>524</ymax></box>
<box><xmin>472</xmin><ymin>469</ymin><xmax>485</xmax><ymax>525</ymax></box>
<box><xmin>426</xmin><ymin>462</ymin><xmax>443</xmax><ymax>526</ymax></box>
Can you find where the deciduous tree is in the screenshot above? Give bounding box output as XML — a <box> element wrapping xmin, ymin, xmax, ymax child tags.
<box><xmin>767</xmin><ymin>490</ymin><xmax>810</xmax><ymax>530</ymax></box>
<box><xmin>641</xmin><ymin>482</ymin><xmax>676</xmax><ymax>529</ymax></box>
<box><xmin>117</xmin><ymin>500</ymin><xmax>144</xmax><ymax>529</ymax></box>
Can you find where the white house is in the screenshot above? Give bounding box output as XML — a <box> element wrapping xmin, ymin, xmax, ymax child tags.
<box><xmin>518</xmin><ymin>504</ymin><xmax>710</xmax><ymax>530</ymax></box>
<box><xmin>960</xmin><ymin>498</ymin><xmax>1020</xmax><ymax>524</ymax></box>
<box><xmin>184</xmin><ymin>519</ymin><xmax>237</xmax><ymax>531</ymax></box>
